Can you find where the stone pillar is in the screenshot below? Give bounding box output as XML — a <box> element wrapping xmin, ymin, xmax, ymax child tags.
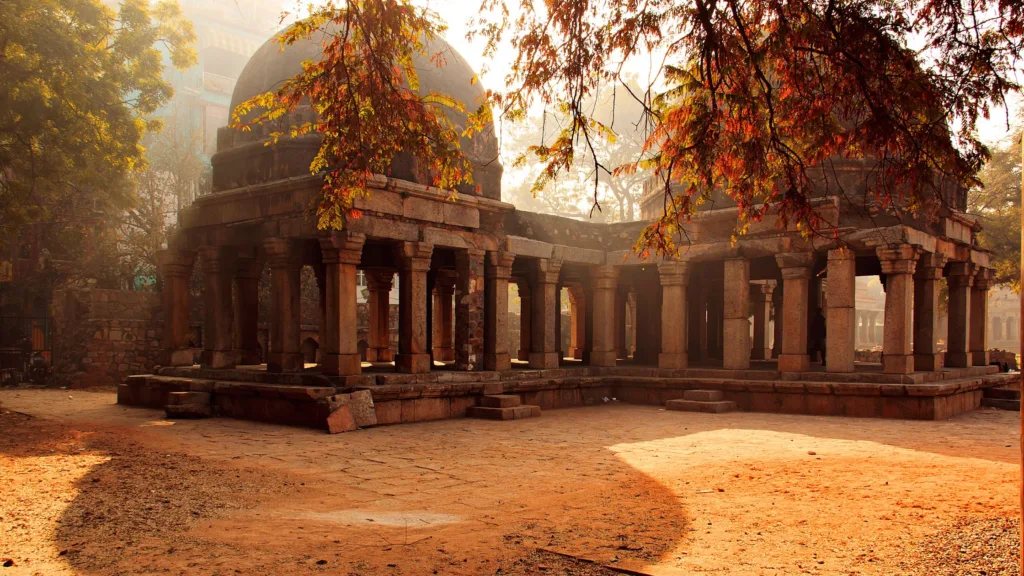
<box><xmin>516</xmin><ymin>279</ymin><xmax>531</xmax><ymax>361</ymax></box>
<box><xmin>658</xmin><ymin>262</ymin><xmax>689</xmax><ymax>369</ymax></box>
<box><xmin>484</xmin><ymin>252</ymin><xmax>515</xmax><ymax>371</ymax></box>
<box><xmin>568</xmin><ymin>286</ymin><xmax>587</xmax><ymax>359</ymax></box>
<box><xmin>722</xmin><ymin>258</ymin><xmax>752</xmax><ymax>370</ymax></box>
<box><xmin>825</xmin><ymin>249</ymin><xmax>856</xmax><ymax>373</ymax></box>
<box><xmin>614</xmin><ymin>287</ymin><xmax>628</xmax><ymax>359</ymax></box>
<box><xmin>877</xmin><ymin>245</ymin><xmax>919</xmax><ymax>374</ymax></box>
<box><xmin>589</xmin><ymin>266</ymin><xmax>619</xmax><ymax>367</ymax></box>
<box><xmin>771</xmin><ymin>282</ymin><xmax>783</xmax><ymax>359</ymax></box>
<box><xmin>318</xmin><ymin>232</ymin><xmax>365</xmax><ymax>376</ymax></box>
<box><xmin>750</xmin><ymin>282</ymin><xmax>775</xmax><ymax>361</ymax></box>
<box><xmin>529</xmin><ymin>258</ymin><xmax>562</xmax><ymax>369</ymax></box>
<box><xmin>946</xmin><ymin>262</ymin><xmax>974</xmax><ymax>368</ymax></box>
<box><xmin>233</xmin><ymin>256</ymin><xmax>263</xmax><ymax>365</ymax></box>
<box><xmin>971</xmin><ymin>268</ymin><xmax>992</xmax><ymax>366</ymax></box>
<box><xmin>913</xmin><ymin>253</ymin><xmax>947</xmax><ymax>371</ymax></box>
<box><xmin>454</xmin><ymin>249</ymin><xmax>485</xmax><ymax>371</ymax></box>
<box><xmin>775</xmin><ymin>253</ymin><xmax>815</xmax><ymax>372</ymax></box>
<box><xmin>157</xmin><ymin>249</ymin><xmax>195</xmax><ymax>366</ymax></box>
<box><xmin>199</xmin><ymin>246</ymin><xmax>237</xmax><ymax>369</ymax></box>
<box><xmin>314</xmin><ymin>261</ymin><xmax>327</xmax><ymax>364</ymax></box>
<box><xmin>264</xmin><ymin>238</ymin><xmax>303</xmax><ymax>372</ymax></box>
<box><xmin>396</xmin><ymin>242</ymin><xmax>433</xmax><ymax>373</ymax></box>
<box><xmin>366</xmin><ymin>269</ymin><xmax>395</xmax><ymax>363</ymax></box>
<box><xmin>432</xmin><ymin>272</ymin><xmax>456</xmax><ymax>362</ymax></box>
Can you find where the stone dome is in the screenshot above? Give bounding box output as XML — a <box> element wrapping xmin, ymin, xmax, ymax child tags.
<box><xmin>212</xmin><ymin>26</ymin><xmax>502</xmax><ymax>199</ymax></box>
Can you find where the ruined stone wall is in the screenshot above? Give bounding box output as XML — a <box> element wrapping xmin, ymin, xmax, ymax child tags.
<box><xmin>53</xmin><ymin>289</ymin><xmax>162</xmax><ymax>388</ymax></box>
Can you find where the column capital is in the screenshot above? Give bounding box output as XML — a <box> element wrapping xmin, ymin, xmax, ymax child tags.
<box><xmin>947</xmin><ymin>261</ymin><xmax>975</xmax><ymax>288</ymax></box>
<box><xmin>827</xmin><ymin>248</ymin><xmax>855</xmax><ymax>262</ymax></box>
<box><xmin>398</xmin><ymin>242</ymin><xmax>434</xmax><ymax>272</ymax></box>
<box><xmin>876</xmin><ymin>244</ymin><xmax>919</xmax><ymax>275</ymax></box>
<box><xmin>750</xmin><ymin>281</ymin><xmax>776</xmax><ymax>301</ymax></box>
<box><xmin>198</xmin><ymin>245</ymin><xmax>238</xmax><ymax>275</ymax></box>
<box><xmin>657</xmin><ymin>261</ymin><xmax>689</xmax><ymax>286</ymax></box>
<box><xmin>319</xmin><ymin>232</ymin><xmax>366</xmax><ymax>265</ymax></box>
<box><xmin>156</xmin><ymin>249</ymin><xmax>196</xmax><ymax>278</ymax></box>
<box><xmin>776</xmin><ymin>252</ymin><xmax>814</xmax><ymax>279</ymax></box>
<box><xmin>974</xmin><ymin>268</ymin><xmax>993</xmax><ymax>291</ymax></box>
<box><xmin>535</xmin><ymin>257</ymin><xmax>563</xmax><ymax>285</ymax></box>
<box><xmin>591</xmin><ymin>265</ymin><xmax>620</xmax><ymax>290</ymax></box>
<box><xmin>235</xmin><ymin>255</ymin><xmax>264</xmax><ymax>280</ymax></box>
<box><xmin>485</xmin><ymin>251</ymin><xmax>516</xmax><ymax>280</ymax></box>
<box><xmin>263</xmin><ymin>237</ymin><xmax>303</xmax><ymax>269</ymax></box>
<box><xmin>914</xmin><ymin>253</ymin><xmax>947</xmax><ymax>279</ymax></box>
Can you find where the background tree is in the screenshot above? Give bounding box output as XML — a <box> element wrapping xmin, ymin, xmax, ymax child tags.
<box><xmin>972</xmin><ymin>117</ymin><xmax>1022</xmax><ymax>291</ymax></box>
<box><xmin>0</xmin><ymin>0</ymin><xmax>196</xmax><ymax>254</ymax></box>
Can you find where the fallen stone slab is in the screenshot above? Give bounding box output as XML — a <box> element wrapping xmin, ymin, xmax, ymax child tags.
<box><xmin>326</xmin><ymin>390</ymin><xmax>377</xmax><ymax>428</ymax></box>
<box><xmin>326</xmin><ymin>404</ymin><xmax>357</xmax><ymax>434</ymax></box>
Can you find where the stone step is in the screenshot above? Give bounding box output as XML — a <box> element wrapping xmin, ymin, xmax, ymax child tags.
<box><xmin>165</xmin><ymin>403</ymin><xmax>212</xmax><ymax>419</ymax></box>
<box><xmin>665</xmin><ymin>399</ymin><xmax>737</xmax><ymax>414</ymax></box>
<box><xmin>981</xmin><ymin>398</ymin><xmax>1021</xmax><ymax>411</ymax></box>
<box><xmin>984</xmin><ymin>387</ymin><xmax>1021</xmax><ymax>400</ymax></box>
<box><xmin>683</xmin><ymin>389</ymin><xmax>724</xmax><ymax>402</ymax></box>
<box><xmin>167</xmin><ymin>391</ymin><xmax>211</xmax><ymax>406</ymax></box>
<box><xmin>479</xmin><ymin>394</ymin><xmax>522</xmax><ymax>408</ymax></box>
<box><xmin>467</xmin><ymin>405</ymin><xmax>541</xmax><ymax>421</ymax></box>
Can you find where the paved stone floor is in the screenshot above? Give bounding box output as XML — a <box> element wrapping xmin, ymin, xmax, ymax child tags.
<box><xmin>0</xmin><ymin>389</ymin><xmax>1019</xmax><ymax>575</ymax></box>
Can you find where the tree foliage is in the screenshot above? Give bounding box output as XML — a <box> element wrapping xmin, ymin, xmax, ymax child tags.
<box><xmin>231</xmin><ymin>0</ymin><xmax>492</xmax><ymax>231</ymax></box>
<box><xmin>0</xmin><ymin>0</ymin><xmax>196</xmax><ymax>254</ymax></box>
<box><xmin>972</xmin><ymin>119</ymin><xmax>1022</xmax><ymax>291</ymax></box>
<box><xmin>473</xmin><ymin>0</ymin><xmax>1023</xmax><ymax>256</ymax></box>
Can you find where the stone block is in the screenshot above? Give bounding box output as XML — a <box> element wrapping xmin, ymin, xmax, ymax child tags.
<box><xmin>165</xmin><ymin>403</ymin><xmax>212</xmax><ymax>419</ymax></box>
<box><xmin>466</xmin><ymin>406</ymin><xmax>514</xmax><ymax>420</ymax></box>
<box><xmin>658</xmin><ymin>353</ymin><xmax>688</xmax><ymax>370</ymax></box>
<box><xmin>355</xmin><ymin>189</ymin><xmax>403</xmax><ymax>215</ymax></box>
<box><xmin>326</xmin><ymin>404</ymin><xmax>357</xmax><ymax>434</ymax></box>
<box><xmin>505</xmin><ymin>236</ymin><xmax>553</xmax><ymax>259</ymax></box>
<box><xmin>403</xmin><ymin>196</ymin><xmax>444</xmax><ymax>223</ymax></box>
<box><xmin>443</xmin><ymin>203</ymin><xmax>480</xmax><ymax>228</ymax></box>
<box><xmin>777</xmin><ymin>353</ymin><xmax>810</xmax><ymax>373</ymax></box>
<box><xmin>480</xmin><ymin>394</ymin><xmax>521</xmax><ymax>408</ymax></box>
<box><xmin>683</xmin><ymin>389</ymin><xmax>724</xmax><ymax>402</ymax></box>
<box><xmin>166</xmin><ymin>391</ymin><xmax>211</xmax><ymax>406</ymax></box>
<box><xmin>722</xmin><ymin>319</ymin><xmax>751</xmax><ymax>369</ymax></box>
<box><xmin>883</xmin><ymin>353</ymin><xmax>915</xmax><ymax>375</ymax></box>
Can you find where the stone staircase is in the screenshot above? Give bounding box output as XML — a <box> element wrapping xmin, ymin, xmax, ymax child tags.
<box><xmin>666</xmin><ymin>390</ymin><xmax>737</xmax><ymax>413</ymax></box>
<box><xmin>467</xmin><ymin>394</ymin><xmax>541</xmax><ymax>420</ymax></box>
<box><xmin>981</xmin><ymin>387</ymin><xmax>1021</xmax><ymax>411</ymax></box>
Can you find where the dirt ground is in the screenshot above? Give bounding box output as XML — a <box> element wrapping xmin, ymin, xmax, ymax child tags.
<box><xmin>0</xmin><ymin>389</ymin><xmax>1019</xmax><ymax>576</ymax></box>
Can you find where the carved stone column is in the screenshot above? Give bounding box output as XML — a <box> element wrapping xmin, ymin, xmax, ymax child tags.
<box><xmin>877</xmin><ymin>245</ymin><xmax>919</xmax><ymax>374</ymax></box>
<box><xmin>750</xmin><ymin>282</ymin><xmax>775</xmax><ymax>361</ymax></box>
<box><xmin>946</xmin><ymin>262</ymin><xmax>974</xmax><ymax>368</ymax></box>
<box><xmin>614</xmin><ymin>287</ymin><xmax>628</xmax><ymax>359</ymax></box>
<box><xmin>365</xmin><ymin>269</ymin><xmax>395</xmax><ymax>363</ymax></box>
<box><xmin>775</xmin><ymin>252</ymin><xmax>815</xmax><ymax>372</ymax></box>
<box><xmin>432</xmin><ymin>271</ymin><xmax>456</xmax><ymax>362</ymax></box>
<box><xmin>825</xmin><ymin>249</ymin><xmax>856</xmax><ymax>373</ymax></box>
<box><xmin>589</xmin><ymin>266</ymin><xmax>619</xmax><ymax>367</ymax></box>
<box><xmin>318</xmin><ymin>232</ymin><xmax>365</xmax><ymax>376</ymax></box>
<box><xmin>568</xmin><ymin>286</ymin><xmax>587</xmax><ymax>359</ymax></box>
<box><xmin>396</xmin><ymin>242</ymin><xmax>433</xmax><ymax>373</ymax></box>
<box><xmin>529</xmin><ymin>258</ymin><xmax>562</xmax><ymax>369</ymax></box>
<box><xmin>233</xmin><ymin>255</ymin><xmax>263</xmax><ymax>365</ymax></box>
<box><xmin>157</xmin><ymin>249</ymin><xmax>195</xmax><ymax>366</ymax></box>
<box><xmin>199</xmin><ymin>246</ymin><xmax>237</xmax><ymax>369</ymax></box>
<box><xmin>515</xmin><ymin>279</ymin><xmax>531</xmax><ymax>361</ymax></box>
<box><xmin>454</xmin><ymin>248</ymin><xmax>485</xmax><ymax>370</ymax></box>
<box><xmin>484</xmin><ymin>252</ymin><xmax>516</xmax><ymax>371</ymax></box>
<box><xmin>723</xmin><ymin>258</ymin><xmax>752</xmax><ymax>370</ymax></box>
<box><xmin>658</xmin><ymin>261</ymin><xmax>689</xmax><ymax>369</ymax></box>
<box><xmin>913</xmin><ymin>253</ymin><xmax>947</xmax><ymax>371</ymax></box>
<box><xmin>971</xmin><ymin>268</ymin><xmax>992</xmax><ymax>366</ymax></box>
<box><xmin>264</xmin><ymin>238</ymin><xmax>303</xmax><ymax>372</ymax></box>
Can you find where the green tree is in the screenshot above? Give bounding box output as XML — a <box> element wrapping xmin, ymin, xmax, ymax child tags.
<box><xmin>0</xmin><ymin>0</ymin><xmax>196</xmax><ymax>253</ymax></box>
<box><xmin>972</xmin><ymin>120</ymin><xmax>1022</xmax><ymax>291</ymax></box>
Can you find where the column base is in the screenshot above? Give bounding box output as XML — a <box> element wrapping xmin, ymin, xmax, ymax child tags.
<box><xmin>972</xmin><ymin>351</ymin><xmax>990</xmax><ymax>367</ymax></box>
<box><xmin>367</xmin><ymin>347</ymin><xmax>394</xmax><ymax>363</ymax></box>
<box><xmin>267</xmin><ymin>352</ymin><xmax>304</xmax><ymax>372</ymax></box>
<box><xmin>616</xmin><ymin>348</ymin><xmax>629</xmax><ymax>360</ymax></box>
<box><xmin>570</xmin><ymin>347</ymin><xmax>586</xmax><ymax>360</ymax></box>
<box><xmin>321</xmin><ymin>353</ymin><xmax>362</xmax><ymax>376</ymax></box>
<box><xmin>517</xmin><ymin>350</ymin><xmax>531</xmax><ymax>362</ymax></box>
<box><xmin>395</xmin><ymin>353</ymin><xmax>431</xmax><ymax>374</ymax></box>
<box><xmin>484</xmin><ymin>352</ymin><xmax>511</xmax><ymax>372</ymax></box>
<box><xmin>529</xmin><ymin>352</ymin><xmax>560</xmax><ymax>369</ymax></box>
<box><xmin>883</xmin><ymin>353</ymin><xmax>915</xmax><ymax>374</ymax></box>
<box><xmin>235</xmin><ymin>349</ymin><xmax>263</xmax><ymax>366</ymax></box>
<box><xmin>777</xmin><ymin>353</ymin><xmax>809</xmax><ymax>372</ymax></box>
<box><xmin>945</xmin><ymin>352</ymin><xmax>971</xmax><ymax>368</ymax></box>
<box><xmin>589</xmin><ymin>350</ymin><xmax>618</xmax><ymax>367</ymax></box>
<box><xmin>431</xmin><ymin>347</ymin><xmax>455</xmax><ymax>362</ymax></box>
<box><xmin>914</xmin><ymin>353</ymin><xmax>943</xmax><ymax>372</ymax></box>
<box><xmin>200</xmin><ymin>350</ymin><xmax>237</xmax><ymax>370</ymax></box>
<box><xmin>722</xmin><ymin>319</ymin><xmax>751</xmax><ymax>370</ymax></box>
<box><xmin>658</xmin><ymin>352</ymin><xmax>688</xmax><ymax>370</ymax></box>
<box><xmin>160</xmin><ymin>348</ymin><xmax>195</xmax><ymax>367</ymax></box>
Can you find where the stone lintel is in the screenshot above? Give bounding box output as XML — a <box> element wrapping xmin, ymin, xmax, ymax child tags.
<box><xmin>552</xmin><ymin>244</ymin><xmax>606</xmax><ymax>266</ymax></box>
<box><xmin>914</xmin><ymin>253</ymin><xmax>947</xmax><ymax>279</ymax></box>
<box><xmin>505</xmin><ymin>236</ymin><xmax>554</xmax><ymax>259</ymax></box>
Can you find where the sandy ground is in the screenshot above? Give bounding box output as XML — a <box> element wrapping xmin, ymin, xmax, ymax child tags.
<box><xmin>0</xmin><ymin>388</ymin><xmax>1019</xmax><ymax>576</ymax></box>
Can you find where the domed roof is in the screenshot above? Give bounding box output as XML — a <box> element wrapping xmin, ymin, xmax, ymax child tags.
<box><xmin>219</xmin><ymin>26</ymin><xmax>501</xmax><ymax>199</ymax></box>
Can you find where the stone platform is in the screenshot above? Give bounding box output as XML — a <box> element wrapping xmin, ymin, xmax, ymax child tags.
<box><xmin>117</xmin><ymin>363</ymin><xmax>1020</xmax><ymax>431</ymax></box>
